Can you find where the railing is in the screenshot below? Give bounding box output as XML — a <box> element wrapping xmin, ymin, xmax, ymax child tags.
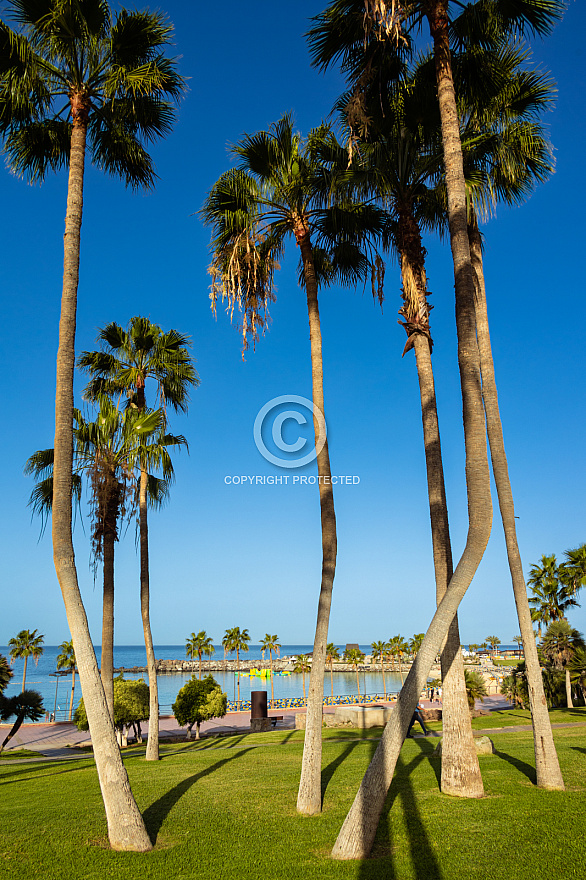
<box><xmin>35</xmin><ymin>692</ymin><xmax>397</xmax><ymax>724</ymax></box>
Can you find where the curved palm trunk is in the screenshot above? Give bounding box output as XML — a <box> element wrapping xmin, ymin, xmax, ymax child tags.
<box><xmin>0</xmin><ymin>708</ymin><xmax>27</xmax><ymax>755</ymax></box>
<box><xmin>296</xmin><ymin>230</ymin><xmax>338</xmax><ymax>816</ymax></box>
<box><xmin>468</xmin><ymin>216</ymin><xmax>564</xmax><ymax>789</ymax></box>
<box><xmin>140</xmin><ymin>467</ymin><xmax>160</xmax><ymax>761</ymax></box>
<box><xmin>102</xmin><ymin>532</ymin><xmax>115</xmax><ymax>720</ymax></box>
<box><xmin>68</xmin><ymin>667</ymin><xmax>76</xmax><ymax>721</ymax></box>
<box><xmin>331</xmin><ymin>7</ymin><xmax>492</xmax><ymax>858</ymax></box>
<box><xmin>398</xmin><ymin>207</ymin><xmax>482</xmax><ymax>797</ymax></box>
<box><xmin>51</xmin><ymin>113</ymin><xmax>151</xmax><ymax>851</ymax></box>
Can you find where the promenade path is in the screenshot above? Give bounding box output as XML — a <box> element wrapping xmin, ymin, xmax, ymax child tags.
<box><xmin>6</xmin><ymin>694</ymin><xmax>579</xmax><ymax>765</ymax></box>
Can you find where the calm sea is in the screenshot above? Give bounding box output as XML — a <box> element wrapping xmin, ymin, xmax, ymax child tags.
<box><xmin>1</xmin><ymin>643</ymin><xmax>515</xmax><ymax>722</ymax></box>
<box><xmin>1</xmin><ymin>644</ymin><xmax>404</xmax><ymax>721</ymax></box>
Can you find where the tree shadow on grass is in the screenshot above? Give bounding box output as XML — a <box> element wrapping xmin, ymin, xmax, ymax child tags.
<box><xmin>357</xmin><ymin>740</ymin><xmax>442</xmax><ymax>880</ymax></box>
<box><xmin>493</xmin><ymin>749</ymin><xmax>536</xmax><ymax>784</ymax></box>
<box><xmin>0</xmin><ymin>758</ymin><xmax>94</xmax><ymax>785</ymax></box>
<box><xmin>143</xmin><ymin>748</ymin><xmax>252</xmax><ymax>843</ymax></box>
<box><xmin>570</xmin><ymin>747</ymin><xmax>586</xmax><ymax>756</ymax></box>
<box><xmin>321</xmin><ymin>741</ymin><xmax>361</xmax><ymax>804</ymax></box>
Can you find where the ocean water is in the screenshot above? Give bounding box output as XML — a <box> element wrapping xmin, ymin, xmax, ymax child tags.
<box><xmin>0</xmin><ymin>644</ymin><xmax>407</xmax><ymax>721</ymax></box>
<box><xmin>1</xmin><ymin>643</ymin><xmax>516</xmax><ymax>722</ymax></box>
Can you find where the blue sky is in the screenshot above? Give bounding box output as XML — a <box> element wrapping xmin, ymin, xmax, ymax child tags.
<box><xmin>1</xmin><ymin>1</ymin><xmax>585</xmax><ymax>648</ymax></box>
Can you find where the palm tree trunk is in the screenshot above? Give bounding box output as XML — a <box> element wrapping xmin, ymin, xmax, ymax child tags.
<box><xmin>199</xmin><ymin>651</ymin><xmax>202</xmax><ymax>680</ymax></box>
<box><xmin>51</xmin><ymin>113</ymin><xmax>151</xmax><ymax>852</ymax></box>
<box><xmin>398</xmin><ymin>208</ymin><xmax>483</xmax><ymax>797</ymax></box>
<box><xmin>69</xmin><ymin>667</ymin><xmax>76</xmax><ymax>722</ymax></box>
<box><xmin>270</xmin><ymin>650</ymin><xmax>274</xmax><ymax>709</ymax></box>
<box><xmin>140</xmin><ymin>467</ymin><xmax>160</xmax><ymax>762</ymax></box>
<box><xmin>565</xmin><ymin>668</ymin><xmax>573</xmax><ymax>709</ymax></box>
<box><xmin>236</xmin><ymin>649</ymin><xmax>241</xmax><ymax>706</ymax></box>
<box><xmin>21</xmin><ymin>656</ymin><xmax>28</xmax><ymax>693</ymax></box>
<box><xmin>102</xmin><ymin>531</ymin><xmax>115</xmax><ymax>720</ymax></box>
<box><xmin>355</xmin><ymin>667</ymin><xmax>361</xmax><ymax>700</ymax></box>
<box><xmin>331</xmin><ymin>7</ymin><xmax>492</xmax><ymax>858</ymax></box>
<box><xmin>381</xmin><ymin>659</ymin><xmax>386</xmax><ymax>700</ymax></box>
<box><xmin>468</xmin><ymin>216</ymin><xmax>564</xmax><ymax>788</ymax></box>
<box><xmin>0</xmin><ymin>708</ymin><xmax>26</xmax><ymax>755</ymax></box>
<box><xmin>295</xmin><ymin>230</ymin><xmax>338</xmax><ymax>816</ymax></box>
<box><xmin>330</xmin><ymin>661</ymin><xmax>334</xmax><ymax>699</ymax></box>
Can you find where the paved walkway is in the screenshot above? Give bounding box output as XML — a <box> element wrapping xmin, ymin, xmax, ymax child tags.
<box><xmin>5</xmin><ymin>695</ymin><xmax>582</xmax><ymax>765</ymax></box>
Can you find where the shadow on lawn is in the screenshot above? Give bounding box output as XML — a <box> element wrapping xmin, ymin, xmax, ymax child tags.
<box><xmin>143</xmin><ymin>748</ymin><xmax>252</xmax><ymax>842</ymax></box>
<box><xmin>358</xmin><ymin>739</ymin><xmax>442</xmax><ymax>880</ymax></box>
<box><xmin>321</xmin><ymin>741</ymin><xmax>361</xmax><ymax>804</ymax></box>
<box><xmin>494</xmin><ymin>749</ymin><xmax>536</xmax><ymax>784</ymax></box>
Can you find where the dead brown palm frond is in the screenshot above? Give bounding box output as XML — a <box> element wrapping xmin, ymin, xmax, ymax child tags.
<box><xmin>208</xmin><ymin>228</ymin><xmax>278</xmax><ymax>354</ymax></box>
<box><xmin>363</xmin><ymin>0</ymin><xmax>407</xmax><ymax>48</ymax></box>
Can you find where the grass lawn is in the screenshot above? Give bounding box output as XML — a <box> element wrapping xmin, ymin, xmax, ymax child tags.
<box><xmin>491</xmin><ymin>657</ymin><xmax>523</xmax><ymax>666</ymax></box>
<box><xmin>1</xmin><ymin>724</ymin><xmax>584</xmax><ymax>880</ymax></box>
<box><xmin>0</xmin><ymin>749</ymin><xmax>40</xmax><ymax>760</ymax></box>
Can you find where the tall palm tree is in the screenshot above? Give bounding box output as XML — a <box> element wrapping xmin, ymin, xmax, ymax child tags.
<box><xmin>0</xmin><ymin>0</ymin><xmax>184</xmax><ymax>849</ymax></box>
<box><xmin>371</xmin><ymin>641</ymin><xmax>387</xmax><ymax>699</ymax></box>
<box><xmin>528</xmin><ymin>556</ymin><xmax>577</xmax><ymax>636</ymax></box>
<box><xmin>25</xmin><ymin>400</ymin><xmax>157</xmax><ymax>719</ymax></box>
<box><xmin>345</xmin><ymin>61</ymin><xmax>483</xmax><ymax>796</ymax></box>
<box><xmin>457</xmin><ymin>44</ymin><xmax>565</xmax><ymax>789</ymax></box>
<box><xmin>542</xmin><ymin>621</ymin><xmax>585</xmax><ymax>709</ymax></box>
<box><xmin>486</xmin><ymin>636</ymin><xmax>501</xmax><ymax>657</ymax></box>
<box><xmin>79</xmin><ymin>317</ymin><xmax>196</xmax><ymax>762</ymax></box>
<box><xmin>260</xmin><ymin>634</ymin><xmax>280</xmax><ymax>708</ymax></box>
<box><xmin>202</xmin><ymin>114</ymin><xmax>384</xmax><ymax>817</ymax></box>
<box><xmin>326</xmin><ymin>643</ymin><xmax>340</xmax><ymax>699</ymax></box>
<box><xmin>222</xmin><ymin>627</ymin><xmax>250</xmax><ymax>706</ymax></box>
<box><xmin>293</xmin><ymin>655</ymin><xmax>312</xmax><ymax>703</ymax></box>
<box><xmin>186</xmin><ymin>631</ymin><xmax>215</xmax><ymax>680</ymax></box>
<box><xmin>344</xmin><ymin>648</ymin><xmax>365</xmax><ymax>701</ymax></box>
<box><xmin>559</xmin><ymin>544</ymin><xmax>586</xmax><ymax>598</ymax></box>
<box><xmin>8</xmin><ymin>629</ymin><xmax>44</xmax><ymax>692</ymax></box>
<box><xmin>56</xmin><ymin>639</ymin><xmax>76</xmax><ymax>721</ymax></box>
<box><xmin>387</xmin><ymin>635</ymin><xmax>408</xmax><ymax>685</ymax></box>
<box><xmin>309</xmin><ymin>1</ymin><xmax>566</xmax><ymax>856</ymax></box>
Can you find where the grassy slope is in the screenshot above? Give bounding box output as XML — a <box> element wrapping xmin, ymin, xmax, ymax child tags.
<box><xmin>1</xmin><ymin>725</ymin><xmax>584</xmax><ymax>880</ymax></box>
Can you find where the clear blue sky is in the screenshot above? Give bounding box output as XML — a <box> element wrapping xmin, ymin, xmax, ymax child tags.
<box><xmin>1</xmin><ymin>1</ymin><xmax>584</xmax><ymax>648</ymax></box>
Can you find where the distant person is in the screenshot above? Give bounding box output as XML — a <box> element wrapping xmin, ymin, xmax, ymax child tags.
<box><xmin>406</xmin><ymin>702</ymin><xmax>429</xmax><ymax>738</ymax></box>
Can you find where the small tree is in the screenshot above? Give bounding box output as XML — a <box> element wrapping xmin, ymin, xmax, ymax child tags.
<box><xmin>172</xmin><ymin>675</ymin><xmax>227</xmax><ymax>740</ymax></box>
<box><xmin>0</xmin><ymin>689</ymin><xmax>44</xmax><ymax>755</ymax></box>
<box><xmin>75</xmin><ymin>676</ymin><xmax>150</xmax><ymax>747</ymax></box>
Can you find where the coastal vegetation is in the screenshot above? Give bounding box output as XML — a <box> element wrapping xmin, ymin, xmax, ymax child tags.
<box><xmin>1</xmin><ymin>0</ymin><xmax>583</xmax><ymax>867</ymax></box>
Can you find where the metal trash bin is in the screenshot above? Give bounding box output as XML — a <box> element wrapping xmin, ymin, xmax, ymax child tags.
<box><xmin>250</xmin><ymin>690</ymin><xmax>270</xmax><ymax>731</ymax></box>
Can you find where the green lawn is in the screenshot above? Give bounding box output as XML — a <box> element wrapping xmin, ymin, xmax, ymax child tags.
<box><xmin>0</xmin><ymin>749</ymin><xmax>40</xmax><ymax>760</ymax></box>
<box><xmin>1</xmin><ymin>724</ymin><xmax>584</xmax><ymax>880</ymax></box>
